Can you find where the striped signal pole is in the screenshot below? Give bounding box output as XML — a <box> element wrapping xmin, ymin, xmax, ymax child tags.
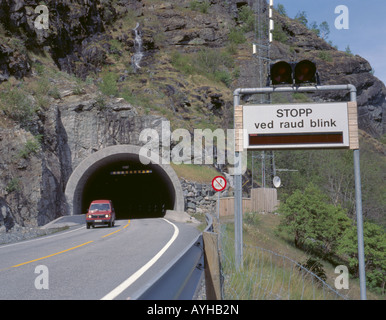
<box><xmin>269</xmin><ymin>0</ymin><xmax>274</xmax><ymax>43</ymax></box>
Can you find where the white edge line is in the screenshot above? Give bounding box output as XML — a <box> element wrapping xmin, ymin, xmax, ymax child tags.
<box><xmin>0</xmin><ymin>225</ymin><xmax>86</xmax><ymax>250</ymax></box>
<box><xmin>100</xmin><ymin>218</ymin><xmax>179</xmax><ymax>300</ymax></box>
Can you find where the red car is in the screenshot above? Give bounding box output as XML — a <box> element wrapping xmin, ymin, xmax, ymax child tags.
<box><xmin>86</xmin><ymin>200</ymin><xmax>116</xmax><ymax>229</ymax></box>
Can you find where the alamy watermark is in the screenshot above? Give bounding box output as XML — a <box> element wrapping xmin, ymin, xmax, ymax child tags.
<box><xmin>334</xmin><ymin>265</ymin><xmax>349</xmax><ymax>290</ymax></box>
<box><xmin>34</xmin><ymin>5</ymin><xmax>49</xmax><ymax>30</ymax></box>
<box><xmin>138</xmin><ymin>121</ymin><xmax>247</xmax><ymax>175</ymax></box>
<box><xmin>335</xmin><ymin>5</ymin><xmax>349</xmax><ymax>30</ymax></box>
<box><xmin>34</xmin><ymin>265</ymin><xmax>49</xmax><ymax>290</ymax></box>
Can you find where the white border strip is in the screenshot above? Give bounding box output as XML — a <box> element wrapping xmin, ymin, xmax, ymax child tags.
<box><xmin>100</xmin><ymin>218</ymin><xmax>179</xmax><ymax>300</ymax></box>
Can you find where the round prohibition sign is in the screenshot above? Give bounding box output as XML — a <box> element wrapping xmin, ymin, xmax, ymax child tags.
<box><xmin>212</xmin><ymin>176</ymin><xmax>227</xmax><ymax>192</ymax></box>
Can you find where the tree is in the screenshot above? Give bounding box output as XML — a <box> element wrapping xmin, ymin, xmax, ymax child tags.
<box><xmin>337</xmin><ymin>221</ymin><xmax>386</xmax><ymax>294</ymax></box>
<box><xmin>295</xmin><ymin>11</ymin><xmax>308</xmax><ymax>26</ymax></box>
<box><xmin>319</xmin><ymin>21</ymin><xmax>330</xmax><ymax>40</ymax></box>
<box><xmin>345</xmin><ymin>45</ymin><xmax>353</xmax><ymax>56</ymax></box>
<box><xmin>276</xmin><ymin>3</ymin><xmax>287</xmax><ymax>17</ymax></box>
<box><xmin>278</xmin><ymin>183</ymin><xmax>351</xmax><ymax>256</ymax></box>
<box><xmin>309</xmin><ymin>21</ymin><xmax>320</xmax><ymax>37</ymax></box>
<box><xmin>238</xmin><ymin>5</ymin><xmax>255</xmax><ymax>33</ymax></box>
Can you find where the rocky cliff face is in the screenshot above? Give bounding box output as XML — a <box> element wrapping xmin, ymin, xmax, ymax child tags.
<box><xmin>0</xmin><ymin>0</ymin><xmax>385</xmax><ymax>227</ymax></box>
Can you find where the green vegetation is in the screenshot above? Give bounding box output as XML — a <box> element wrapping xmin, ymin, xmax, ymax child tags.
<box><xmin>274</xmin><ymin>140</ymin><xmax>386</xmax><ymax>227</ymax></box>
<box><xmin>238</xmin><ymin>5</ymin><xmax>255</xmax><ymax>33</ymax></box>
<box><xmin>300</xmin><ymin>257</ymin><xmax>327</xmax><ymax>282</ymax></box>
<box><xmin>5</xmin><ymin>177</ymin><xmax>20</xmax><ymax>193</ymax></box>
<box><xmin>170</xmin><ymin>48</ymin><xmax>237</xmax><ymax>87</ymax></box>
<box><xmin>189</xmin><ymin>0</ymin><xmax>211</xmax><ymax>14</ymax></box>
<box><xmin>0</xmin><ymin>82</ymin><xmax>37</xmax><ymax>126</ymax></box>
<box><xmin>278</xmin><ymin>183</ymin><xmax>351</xmax><ymax>256</ymax></box>
<box><xmin>220</xmin><ymin>213</ymin><xmax>383</xmax><ymax>299</ymax></box>
<box><xmin>272</xmin><ymin>139</ymin><xmax>386</xmax><ymax>295</ymax></box>
<box><xmin>338</xmin><ymin>221</ymin><xmax>386</xmax><ymax>294</ymax></box>
<box><xmin>221</xmin><ymin>218</ymin><xmax>348</xmax><ymax>300</ymax></box>
<box><xmin>170</xmin><ymin>164</ymin><xmax>219</xmax><ymax>183</ymax></box>
<box><xmin>278</xmin><ymin>184</ymin><xmax>386</xmax><ymax>295</ymax></box>
<box><xmin>98</xmin><ymin>71</ymin><xmax>119</xmax><ymax>96</ymax></box>
<box><xmin>17</xmin><ymin>135</ymin><xmax>42</xmax><ymax>159</ymax></box>
<box><xmin>228</xmin><ymin>28</ymin><xmax>246</xmax><ymax>45</ymax></box>
<box><xmin>276</xmin><ymin>3</ymin><xmax>287</xmax><ymax>17</ymax></box>
<box><xmin>295</xmin><ymin>10</ymin><xmax>308</xmax><ymax>26</ymax></box>
<box><xmin>345</xmin><ymin>45</ymin><xmax>354</xmax><ymax>56</ymax></box>
<box><xmin>243</xmin><ymin>211</ymin><xmax>261</xmax><ymax>227</ymax></box>
<box><xmin>280</xmin><ymin>5</ymin><xmax>330</xmax><ymax>41</ymax></box>
<box><xmin>272</xmin><ymin>22</ymin><xmax>288</xmax><ymax>43</ymax></box>
<box><xmin>292</xmin><ymin>92</ymin><xmax>310</xmax><ymax>103</ymax></box>
<box><xmin>8</xmin><ymin>37</ymin><xmax>27</xmax><ymax>55</ymax></box>
<box><xmin>318</xmin><ymin>50</ymin><xmax>333</xmax><ymax>62</ymax></box>
<box><xmin>310</xmin><ymin>21</ymin><xmax>330</xmax><ymax>40</ymax></box>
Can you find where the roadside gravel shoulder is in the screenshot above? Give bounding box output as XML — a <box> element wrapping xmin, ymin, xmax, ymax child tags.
<box><xmin>0</xmin><ymin>215</ymin><xmax>85</xmax><ymax>246</ymax></box>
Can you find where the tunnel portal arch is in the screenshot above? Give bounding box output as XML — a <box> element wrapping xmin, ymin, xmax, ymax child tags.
<box><xmin>65</xmin><ymin>145</ymin><xmax>184</xmax><ymax>218</ymax></box>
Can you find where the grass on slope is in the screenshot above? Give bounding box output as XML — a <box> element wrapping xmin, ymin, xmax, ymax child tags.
<box><xmin>218</xmin><ymin>213</ymin><xmax>382</xmax><ymax>300</ymax></box>
<box><xmin>171</xmin><ymin>164</ymin><xmax>220</xmax><ymax>183</ymax></box>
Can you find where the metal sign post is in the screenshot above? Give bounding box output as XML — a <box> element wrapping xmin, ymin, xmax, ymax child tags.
<box><xmin>212</xmin><ymin>176</ymin><xmax>227</xmax><ymax>221</ymax></box>
<box><xmin>233</xmin><ymin>84</ymin><xmax>367</xmax><ymax>299</ymax></box>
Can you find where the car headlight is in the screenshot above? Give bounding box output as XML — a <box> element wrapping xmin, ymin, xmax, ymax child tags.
<box><xmin>88</xmin><ymin>215</ymin><xmax>92</xmax><ymax>218</ymax></box>
<box><xmin>105</xmin><ymin>214</ymin><xmax>110</xmax><ymax>218</ymax></box>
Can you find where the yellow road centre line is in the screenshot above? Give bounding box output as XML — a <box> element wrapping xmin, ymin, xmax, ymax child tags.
<box><xmin>12</xmin><ymin>241</ymin><xmax>94</xmax><ymax>268</ymax></box>
<box><xmin>101</xmin><ymin>220</ymin><xmax>130</xmax><ymax>238</ymax></box>
<box><xmin>102</xmin><ymin>229</ymin><xmax>121</xmax><ymax>238</ymax></box>
<box><xmin>10</xmin><ymin>220</ymin><xmax>130</xmax><ymax>269</ymax></box>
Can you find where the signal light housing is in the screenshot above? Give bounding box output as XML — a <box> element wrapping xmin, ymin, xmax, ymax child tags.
<box><xmin>269</xmin><ymin>60</ymin><xmax>319</xmax><ymax>86</ymax></box>
<box><xmin>270</xmin><ymin>61</ymin><xmax>293</xmax><ymax>85</ymax></box>
<box><xmin>294</xmin><ymin>60</ymin><xmax>317</xmax><ymax>84</ymax></box>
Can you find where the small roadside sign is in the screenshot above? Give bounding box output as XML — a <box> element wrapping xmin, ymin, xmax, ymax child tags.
<box><xmin>212</xmin><ymin>176</ymin><xmax>227</xmax><ymax>192</ymax></box>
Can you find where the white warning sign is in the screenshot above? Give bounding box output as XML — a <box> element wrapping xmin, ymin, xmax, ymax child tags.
<box><xmin>243</xmin><ymin>102</ymin><xmax>351</xmax><ymax>149</ymax></box>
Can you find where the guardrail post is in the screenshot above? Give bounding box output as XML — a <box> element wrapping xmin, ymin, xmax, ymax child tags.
<box><xmin>203</xmin><ymin>231</ymin><xmax>222</xmax><ymax>300</ymax></box>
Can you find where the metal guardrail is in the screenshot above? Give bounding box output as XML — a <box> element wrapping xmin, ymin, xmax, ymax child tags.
<box><xmin>131</xmin><ymin>213</ymin><xmax>213</xmax><ymax>300</ymax></box>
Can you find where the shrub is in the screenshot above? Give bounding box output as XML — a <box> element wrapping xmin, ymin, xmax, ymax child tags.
<box><xmin>171</xmin><ymin>51</ymin><xmax>194</xmax><ymax>75</ymax></box>
<box><xmin>300</xmin><ymin>257</ymin><xmax>327</xmax><ymax>282</ymax></box>
<box><xmin>318</xmin><ymin>51</ymin><xmax>332</xmax><ymax>62</ymax></box>
<box><xmin>18</xmin><ymin>135</ymin><xmax>42</xmax><ymax>159</ymax></box>
<box><xmin>278</xmin><ymin>183</ymin><xmax>351</xmax><ymax>255</ymax></box>
<box><xmin>171</xmin><ymin>48</ymin><xmax>236</xmax><ymax>87</ymax></box>
<box><xmin>189</xmin><ymin>1</ymin><xmax>210</xmax><ymax>14</ymax></box>
<box><xmin>272</xmin><ymin>24</ymin><xmax>287</xmax><ymax>43</ymax></box>
<box><xmin>98</xmin><ymin>72</ymin><xmax>119</xmax><ymax>96</ymax></box>
<box><xmin>0</xmin><ymin>83</ymin><xmax>36</xmax><ymax>126</ymax></box>
<box><xmin>5</xmin><ymin>178</ymin><xmax>20</xmax><ymax>193</ymax></box>
<box><xmin>48</xmin><ymin>86</ymin><xmax>61</xmax><ymax>99</ymax></box>
<box><xmin>214</xmin><ymin>70</ymin><xmax>233</xmax><ymax>87</ymax></box>
<box><xmin>276</xmin><ymin>4</ymin><xmax>287</xmax><ymax>17</ymax></box>
<box><xmin>337</xmin><ymin>221</ymin><xmax>385</xmax><ymax>293</ymax></box>
<box><xmin>228</xmin><ymin>28</ymin><xmax>246</xmax><ymax>45</ymax></box>
<box><xmin>238</xmin><ymin>5</ymin><xmax>255</xmax><ymax>33</ymax></box>
<box><xmin>244</xmin><ymin>211</ymin><xmax>261</xmax><ymax>226</ymax></box>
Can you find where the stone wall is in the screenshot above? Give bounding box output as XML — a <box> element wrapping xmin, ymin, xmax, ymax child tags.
<box><xmin>180</xmin><ymin>178</ymin><xmax>216</xmax><ymax>214</ymax></box>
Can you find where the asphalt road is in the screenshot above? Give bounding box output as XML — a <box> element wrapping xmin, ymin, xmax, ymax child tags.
<box><xmin>0</xmin><ymin>218</ymin><xmax>201</xmax><ymax>300</ymax></box>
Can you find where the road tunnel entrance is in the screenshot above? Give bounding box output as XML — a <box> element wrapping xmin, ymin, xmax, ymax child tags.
<box><xmin>65</xmin><ymin>145</ymin><xmax>184</xmax><ymax>218</ymax></box>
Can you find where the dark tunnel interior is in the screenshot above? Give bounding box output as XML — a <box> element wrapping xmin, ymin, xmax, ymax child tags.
<box><xmin>81</xmin><ymin>160</ymin><xmax>175</xmax><ymax>219</ymax></box>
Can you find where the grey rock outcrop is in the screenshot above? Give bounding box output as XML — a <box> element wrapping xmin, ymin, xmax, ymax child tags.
<box><xmin>0</xmin><ymin>87</ymin><xmax>167</xmax><ymax>226</ymax></box>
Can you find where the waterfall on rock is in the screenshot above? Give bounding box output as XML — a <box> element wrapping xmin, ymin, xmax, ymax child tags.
<box><xmin>132</xmin><ymin>22</ymin><xmax>143</xmax><ymax>71</ymax></box>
